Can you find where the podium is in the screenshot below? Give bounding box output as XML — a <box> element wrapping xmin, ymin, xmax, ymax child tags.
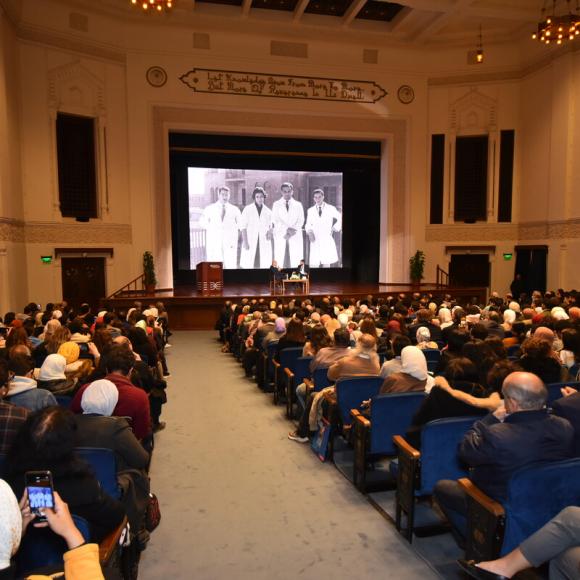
<box><xmin>196</xmin><ymin>262</ymin><xmax>223</xmax><ymax>294</ymax></box>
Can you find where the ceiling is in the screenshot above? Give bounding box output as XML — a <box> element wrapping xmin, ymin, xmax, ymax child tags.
<box><xmin>2</xmin><ymin>0</ymin><xmax>550</xmax><ymax>48</ymax></box>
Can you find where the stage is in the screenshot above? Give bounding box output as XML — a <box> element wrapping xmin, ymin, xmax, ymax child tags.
<box><xmin>104</xmin><ymin>282</ymin><xmax>486</xmax><ymax>330</ymax></box>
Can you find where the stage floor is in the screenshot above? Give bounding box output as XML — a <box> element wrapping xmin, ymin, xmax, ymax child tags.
<box><xmin>105</xmin><ymin>282</ymin><xmax>486</xmax><ymax>330</ymax></box>
<box><xmin>167</xmin><ymin>282</ymin><xmax>414</xmax><ymax>299</ymax></box>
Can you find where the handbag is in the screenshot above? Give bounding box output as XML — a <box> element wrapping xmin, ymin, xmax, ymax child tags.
<box><xmin>145</xmin><ymin>492</ymin><xmax>161</xmax><ymax>532</ymax></box>
<box><xmin>310</xmin><ymin>418</ymin><xmax>331</xmax><ymax>462</ymax></box>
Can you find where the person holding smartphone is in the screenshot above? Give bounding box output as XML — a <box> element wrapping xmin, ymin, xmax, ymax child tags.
<box><xmin>0</xmin><ymin>479</ymin><xmax>104</xmax><ymax>579</ymax></box>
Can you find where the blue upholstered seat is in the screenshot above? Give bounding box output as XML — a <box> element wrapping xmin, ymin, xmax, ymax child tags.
<box><xmin>462</xmin><ymin>458</ymin><xmax>580</xmax><ymax>561</ymax></box>
<box><xmin>394</xmin><ymin>416</ymin><xmax>477</xmax><ymax>542</ymax></box>
<box><xmin>351</xmin><ymin>392</ymin><xmax>425</xmax><ymax>492</ymax></box>
<box><xmin>421</xmin><ymin>348</ymin><xmax>441</xmax><ymax>373</ymax></box>
<box><xmin>335</xmin><ymin>375</ymin><xmax>383</xmax><ymax>426</ymax></box>
<box><xmin>285</xmin><ymin>355</ymin><xmax>312</xmax><ymax>418</ymax></box>
<box><xmin>75</xmin><ymin>446</ymin><xmax>121</xmax><ymax>499</ymax></box>
<box><xmin>545</xmin><ymin>381</ymin><xmax>580</xmax><ymax>405</ymax></box>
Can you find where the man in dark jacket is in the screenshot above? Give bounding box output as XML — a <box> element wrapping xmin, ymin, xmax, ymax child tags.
<box><xmin>407</xmin><ymin>309</ymin><xmax>442</xmax><ymax>344</ymax></box>
<box><xmin>552</xmin><ymin>387</ymin><xmax>580</xmax><ymax>455</ymax></box>
<box><xmin>434</xmin><ymin>371</ymin><xmax>575</xmax><ymax>544</ymax></box>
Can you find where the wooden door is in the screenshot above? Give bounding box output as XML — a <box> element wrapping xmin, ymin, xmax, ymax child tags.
<box><xmin>61</xmin><ymin>257</ymin><xmax>106</xmax><ymax>310</ymax></box>
<box><xmin>449</xmin><ymin>254</ymin><xmax>490</xmax><ymax>288</ymax></box>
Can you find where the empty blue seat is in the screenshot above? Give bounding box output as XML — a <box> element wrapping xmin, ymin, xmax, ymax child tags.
<box><xmin>285</xmin><ymin>355</ymin><xmax>313</xmax><ymax>418</ymax></box>
<box><xmin>273</xmin><ymin>347</ymin><xmax>303</xmax><ymax>405</ymax></box>
<box><xmin>394</xmin><ymin>416</ymin><xmax>477</xmax><ymax>542</ymax></box>
<box><xmin>351</xmin><ymin>392</ymin><xmax>425</xmax><ymax>492</ymax></box>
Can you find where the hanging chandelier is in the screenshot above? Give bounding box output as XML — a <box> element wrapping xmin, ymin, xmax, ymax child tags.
<box><xmin>532</xmin><ymin>0</ymin><xmax>580</xmax><ymax>45</ymax></box>
<box><xmin>131</xmin><ymin>0</ymin><xmax>173</xmax><ymax>12</ymax></box>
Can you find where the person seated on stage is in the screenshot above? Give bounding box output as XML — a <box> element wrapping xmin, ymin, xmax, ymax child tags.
<box><xmin>269</xmin><ymin>260</ymin><xmax>284</xmax><ymax>282</ymax></box>
<box><xmin>295</xmin><ymin>259</ymin><xmax>309</xmax><ymax>279</ymax></box>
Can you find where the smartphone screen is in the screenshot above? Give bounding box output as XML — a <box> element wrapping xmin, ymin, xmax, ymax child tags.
<box><xmin>25</xmin><ymin>471</ymin><xmax>55</xmax><ymax>521</ymax></box>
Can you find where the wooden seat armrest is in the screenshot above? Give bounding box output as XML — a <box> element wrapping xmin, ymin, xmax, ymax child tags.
<box><xmin>272</xmin><ymin>360</ymin><xmax>280</xmax><ymax>369</ymax></box>
<box><xmin>304</xmin><ymin>378</ymin><xmax>314</xmax><ymax>393</ymax></box>
<box><xmin>393</xmin><ymin>435</ymin><xmax>420</xmax><ymax>459</ymax></box>
<box><xmin>351</xmin><ymin>409</ymin><xmax>371</xmax><ymax>428</ymax></box>
<box><xmin>99</xmin><ymin>516</ymin><xmax>127</xmax><ymax>563</ymax></box>
<box><xmin>458</xmin><ymin>478</ymin><xmax>505</xmax><ymax>518</ymax></box>
<box><xmin>284</xmin><ymin>368</ymin><xmax>294</xmax><ymax>379</ymax></box>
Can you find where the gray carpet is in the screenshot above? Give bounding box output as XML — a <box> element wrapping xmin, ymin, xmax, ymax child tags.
<box><xmin>139</xmin><ymin>331</ymin><xmax>444</xmax><ymax>579</ymax></box>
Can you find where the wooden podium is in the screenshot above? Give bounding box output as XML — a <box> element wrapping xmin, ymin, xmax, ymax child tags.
<box><xmin>196</xmin><ymin>262</ymin><xmax>223</xmax><ymax>295</ymax></box>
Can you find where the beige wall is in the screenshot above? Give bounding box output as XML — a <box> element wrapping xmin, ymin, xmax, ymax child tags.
<box><xmin>2</xmin><ymin>0</ymin><xmax>580</xmax><ymax>312</ymax></box>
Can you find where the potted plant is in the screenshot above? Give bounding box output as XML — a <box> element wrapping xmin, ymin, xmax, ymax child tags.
<box><xmin>143</xmin><ymin>251</ymin><xmax>157</xmax><ymax>293</ymax></box>
<box><xmin>409</xmin><ymin>250</ymin><xmax>425</xmax><ymax>285</ymax></box>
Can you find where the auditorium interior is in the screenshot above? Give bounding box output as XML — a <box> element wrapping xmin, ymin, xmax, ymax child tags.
<box><xmin>2</xmin><ymin>0</ymin><xmax>580</xmax><ymax>578</ymax></box>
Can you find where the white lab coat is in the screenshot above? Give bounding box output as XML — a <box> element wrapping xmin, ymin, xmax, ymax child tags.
<box><xmin>199</xmin><ymin>201</ymin><xmax>242</xmax><ymax>268</ymax></box>
<box><xmin>239</xmin><ymin>203</ymin><xmax>273</xmax><ymax>269</ymax></box>
<box><xmin>271</xmin><ymin>197</ymin><xmax>305</xmax><ymax>266</ymax></box>
<box><xmin>305</xmin><ymin>202</ymin><xmax>342</xmax><ymax>267</ymax></box>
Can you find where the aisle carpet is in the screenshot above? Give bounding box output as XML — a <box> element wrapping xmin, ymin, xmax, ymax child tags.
<box><xmin>140</xmin><ymin>331</ymin><xmax>443</xmax><ymax>580</ymax></box>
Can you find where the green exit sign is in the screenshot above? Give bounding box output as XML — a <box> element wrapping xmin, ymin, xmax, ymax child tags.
<box><xmin>40</xmin><ymin>256</ymin><xmax>52</xmax><ymax>264</ymax></box>
<box><xmin>503</xmin><ymin>253</ymin><xmax>513</xmax><ymax>261</ymax></box>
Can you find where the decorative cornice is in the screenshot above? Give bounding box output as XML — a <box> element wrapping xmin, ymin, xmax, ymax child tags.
<box><xmin>0</xmin><ymin>218</ymin><xmax>25</xmax><ymax>242</ymax></box>
<box><xmin>426</xmin><ymin>218</ymin><xmax>580</xmax><ymax>243</ymax></box>
<box><xmin>17</xmin><ymin>23</ymin><xmax>125</xmax><ymax>64</ymax></box>
<box><xmin>0</xmin><ymin>219</ymin><xmax>132</xmax><ymax>244</ymax></box>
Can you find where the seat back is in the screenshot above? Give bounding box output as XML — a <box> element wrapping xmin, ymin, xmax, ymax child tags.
<box><xmin>570</xmin><ymin>363</ymin><xmax>580</xmax><ymax>381</ymax></box>
<box><xmin>291</xmin><ymin>356</ymin><xmax>313</xmax><ymax>384</ymax></box>
<box><xmin>335</xmin><ymin>376</ymin><xmax>383</xmax><ymax>426</ymax></box>
<box><xmin>421</xmin><ymin>348</ymin><xmax>441</xmax><ymax>373</ymax></box>
<box><xmin>369</xmin><ymin>392</ymin><xmax>425</xmax><ymax>455</ymax></box>
<box><xmin>506</xmin><ymin>344</ymin><xmax>521</xmax><ymax>359</ymax></box>
<box><xmin>279</xmin><ymin>347</ymin><xmax>303</xmax><ymax>372</ymax></box>
<box><xmin>312</xmin><ymin>367</ymin><xmax>331</xmax><ymax>392</ymax></box>
<box><xmin>75</xmin><ymin>447</ymin><xmax>120</xmax><ymax>499</ymax></box>
<box><xmin>0</xmin><ymin>453</ymin><xmax>6</xmax><ymax>478</ymax></box>
<box><xmin>418</xmin><ymin>416</ymin><xmax>477</xmax><ymax>495</ymax></box>
<box><xmin>502</xmin><ymin>458</ymin><xmax>580</xmax><ymax>555</ymax></box>
<box><xmin>55</xmin><ymin>395</ymin><xmax>72</xmax><ymax>408</ymax></box>
<box><xmin>545</xmin><ymin>381</ymin><xmax>580</xmax><ymax>405</ymax></box>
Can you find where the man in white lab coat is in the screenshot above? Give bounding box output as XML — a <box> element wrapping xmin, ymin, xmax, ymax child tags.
<box><xmin>240</xmin><ymin>187</ymin><xmax>273</xmax><ymax>269</ymax></box>
<box><xmin>271</xmin><ymin>182</ymin><xmax>305</xmax><ymax>268</ymax></box>
<box><xmin>199</xmin><ymin>186</ymin><xmax>242</xmax><ymax>269</ymax></box>
<box><xmin>305</xmin><ymin>189</ymin><xmax>341</xmax><ymax>267</ymax></box>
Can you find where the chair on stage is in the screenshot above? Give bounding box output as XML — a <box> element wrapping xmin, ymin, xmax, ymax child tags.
<box><xmin>269</xmin><ymin>275</ymin><xmax>283</xmax><ymax>295</ymax></box>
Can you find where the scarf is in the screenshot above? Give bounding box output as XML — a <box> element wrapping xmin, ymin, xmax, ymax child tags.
<box><xmin>81</xmin><ymin>379</ymin><xmax>119</xmax><ymax>416</ymax></box>
<box><xmin>38</xmin><ymin>353</ymin><xmax>67</xmax><ymax>381</ymax></box>
<box><xmin>400</xmin><ymin>346</ymin><xmax>435</xmax><ymax>391</ymax></box>
<box><xmin>0</xmin><ymin>479</ymin><xmax>21</xmax><ymax>570</ymax></box>
<box><xmin>58</xmin><ymin>341</ymin><xmax>80</xmax><ymax>364</ymax></box>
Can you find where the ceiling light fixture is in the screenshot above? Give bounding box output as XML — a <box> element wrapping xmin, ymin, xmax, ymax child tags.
<box><xmin>131</xmin><ymin>0</ymin><xmax>173</xmax><ymax>13</ymax></box>
<box><xmin>532</xmin><ymin>0</ymin><xmax>580</xmax><ymax>45</ymax></box>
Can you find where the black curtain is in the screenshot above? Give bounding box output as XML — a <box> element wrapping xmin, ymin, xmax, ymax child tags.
<box><xmin>515</xmin><ymin>246</ymin><xmax>547</xmax><ymax>296</ymax></box>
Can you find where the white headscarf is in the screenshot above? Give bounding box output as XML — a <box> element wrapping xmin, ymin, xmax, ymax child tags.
<box><xmin>0</xmin><ymin>479</ymin><xmax>22</xmax><ymax>570</ymax></box>
<box><xmin>503</xmin><ymin>309</ymin><xmax>516</xmax><ymax>324</ymax></box>
<box><xmin>38</xmin><ymin>354</ymin><xmax>67</xmax><ymax>381</ymax></box>
<box><xmin>438</xmin><ymin>307</ymin><xmax>453</xmax><ymax>329</ymax></box>
<box><xmin>126</xmin><ymin>307</ymin><xmax>136</xmax><ymax>321</ymax></box>
<box><xmin>81</xmin><ymin>379</ymin><xmax>119</xmax><ymax>416</ymax></box>
<box><xmin>400</xmin><ymin>346</ymin><xmax>435</xmax><ymax>392</ymax></box>
<box><xmin>509</xmin><ymin>301</ymin><xmax>521</xmax><ymax>313</ymax></box>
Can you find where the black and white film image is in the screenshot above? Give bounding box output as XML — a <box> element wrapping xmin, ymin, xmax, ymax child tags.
<box><xmin>188</xmin><ymin>168</ymin><xmax>343</xmax><ymax>270</ymax></box>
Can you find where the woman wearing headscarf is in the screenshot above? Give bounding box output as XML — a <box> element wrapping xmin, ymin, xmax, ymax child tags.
<box><xmin>74</xmin><ymin>379</ymin><xmax>150</xmax><ymax>533</ymax></box>
<box><xmin>0</xmin><ymin>480</ymin><xmax>104</xmax><ymax>580</ymax></box>
<box><xmin>57</xmin><ymin>342</ymin><xmax>93</xmax><ymax>383</ymax></box>
<box><xmin>438</xmin><ymin>307</ymin><xmax>454</xmax><ymax>331</ymax></box>
<box><xmin>380</xmin><ymin>345</ymin><xmax>435</xmax><ymax>394</ymax></box>
<box><xmin>36</xmin><ymin>354</ymin><xmax>77</xmax><ymax>396</ymax></box>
